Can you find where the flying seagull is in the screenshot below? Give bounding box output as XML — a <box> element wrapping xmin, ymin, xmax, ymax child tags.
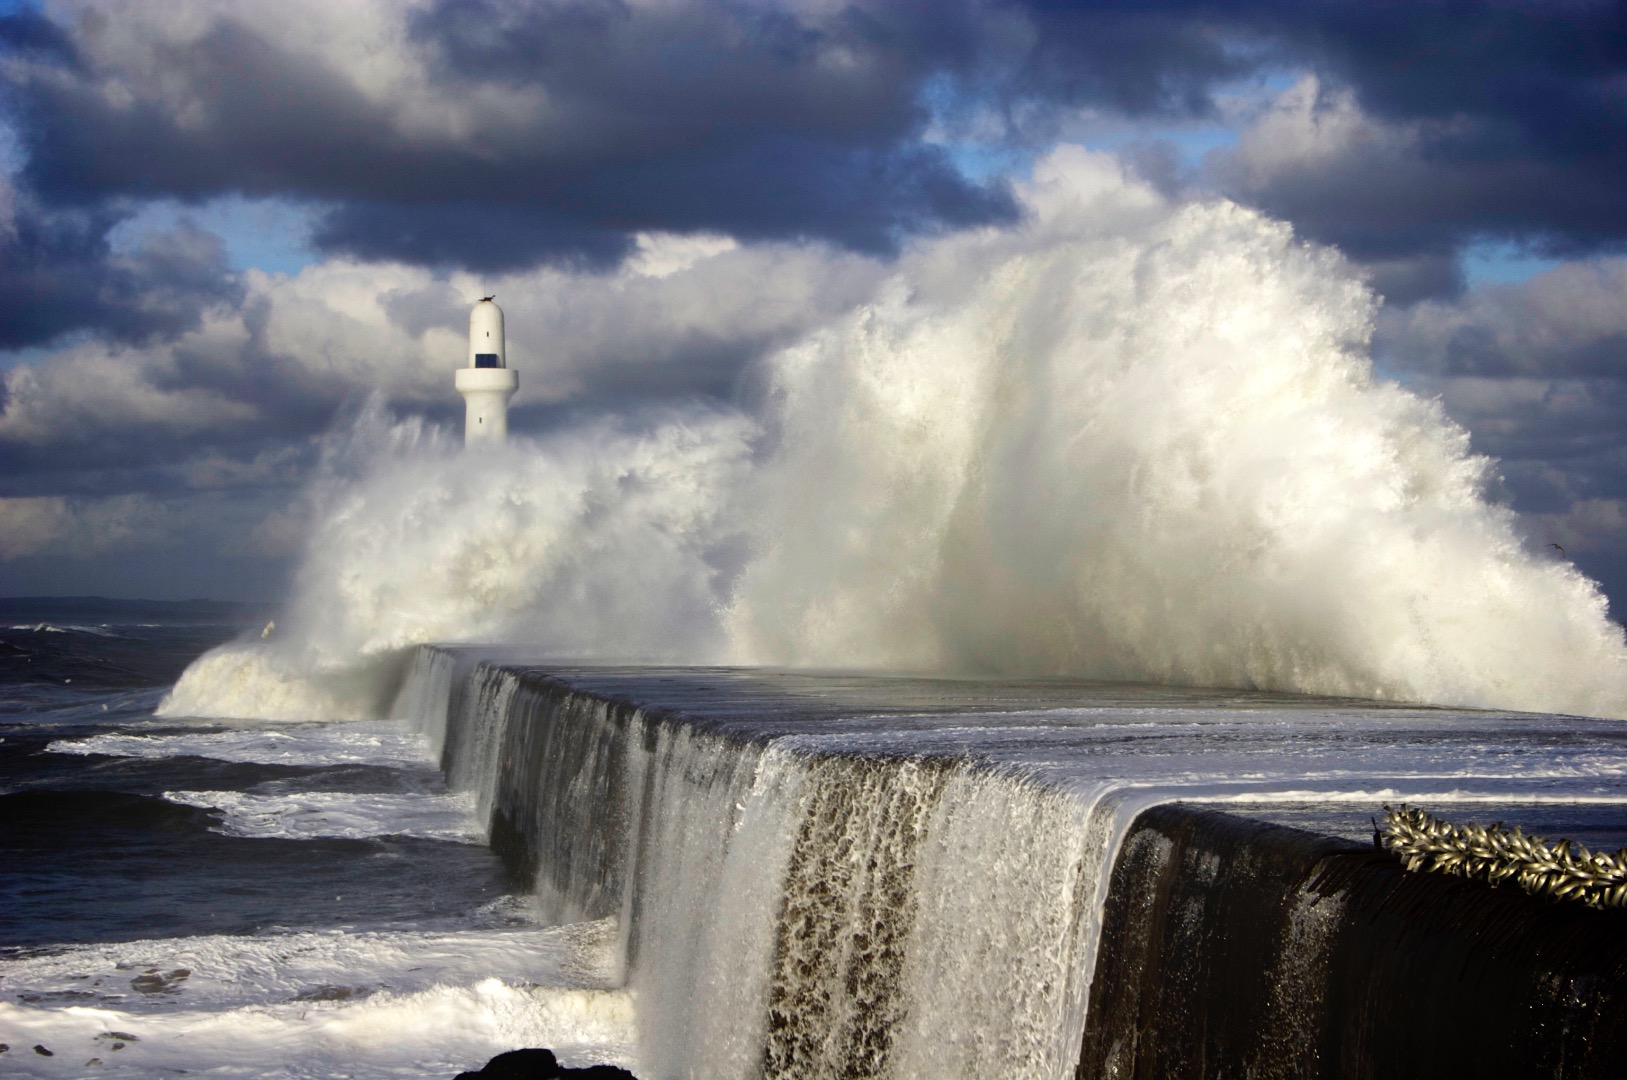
<box><xmin>1549</xmin><ymin>542</ymin><xmax>1566</xmax><ymax>556</ymax></box>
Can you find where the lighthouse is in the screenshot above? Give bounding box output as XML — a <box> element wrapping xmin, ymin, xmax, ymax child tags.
<box><xmin>455</xmin><ymin>297</ymin><xmax>518</xmax><ymax>445</ymax></box>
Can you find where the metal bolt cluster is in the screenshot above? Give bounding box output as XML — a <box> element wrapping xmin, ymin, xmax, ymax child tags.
<box><xmin>1379</xmin><ymin>803</ymin><xmax>1627</xmax><ymax>909</ymax></box>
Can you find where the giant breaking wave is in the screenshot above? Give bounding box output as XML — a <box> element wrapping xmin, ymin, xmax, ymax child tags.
<box><xmin>160</xmin><ymin>148</ymin><xmax>1627</xmax><ymax>722</ymax></box>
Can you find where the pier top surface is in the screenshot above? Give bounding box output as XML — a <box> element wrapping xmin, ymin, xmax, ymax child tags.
<box><xmin>443</xmin><ymin>654</ymin><xmax>1627</xmax><ymax>849</ymax></box>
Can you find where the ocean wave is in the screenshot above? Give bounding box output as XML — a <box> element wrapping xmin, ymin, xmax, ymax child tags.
<box><xmin>161</xmin><ymin>789</ymin><xmax>482</xmax><ymax>842</ymax></box>
<box><xmin>159</xmin><ymin>146</ymin><xmax>1627</xmax><ymax>721</ymax></box>
<box><xmin>7</xmin><ymin>624</ymin><xmax>121</xmax><ymax>637</ymax></box>
<box><xmin>48</xmin><ymin>721</ymin><xmax>434</xmax><ymax>769</ymax></box>
<box><xmin>0</xmin><ymin>920</ymin><xmax>634</xmax><ymax>1078</ymax></box>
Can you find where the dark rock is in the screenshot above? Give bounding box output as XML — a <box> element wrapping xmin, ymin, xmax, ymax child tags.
<box><xmin>454</xmin><ymin>1048</ymin><xmax>557</xmax><ymax>1079</ymax></box>
<box><xmin>34</xmin><ymin>1044</ymin><xmax>54</xmax><ymax>1056</ymax></box>
<box><xmin>453</xmin><ymin>1047</ymin><xmax>640</xmax><ymax>1079</ymax></box>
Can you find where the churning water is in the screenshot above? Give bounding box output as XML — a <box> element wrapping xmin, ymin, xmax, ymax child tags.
<box><xmin>0</xmin><ymin>609</ymin><xmax>638</xmax><ymax>1078</ymax></box>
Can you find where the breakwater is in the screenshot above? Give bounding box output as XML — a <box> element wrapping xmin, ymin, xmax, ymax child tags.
<box><xmin>1082</xmin><ymin>807</ymin><xmax>1627</xmax><ymax>1078</ymax></box>
<box><xmin>395</xmin><ymin>649</ymin><xmax>1627</xmax><ymax>1078</ymax></box>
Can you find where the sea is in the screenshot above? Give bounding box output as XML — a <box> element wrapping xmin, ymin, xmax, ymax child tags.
<box><xmin>0</xmin><ymin>598</ymin><xmax>638</xmax><ymax>1079</ymax></box>
<box><xmin>8</xmin><ymin>597</ymin><xmax>1627</xmax><ymax>1078</ymax></box>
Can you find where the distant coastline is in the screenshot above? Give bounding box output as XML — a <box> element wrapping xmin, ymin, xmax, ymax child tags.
<box><xmin>0</xmin><ymin>595</ymin><xmax>272</xmax><ymax>625</ymax></box>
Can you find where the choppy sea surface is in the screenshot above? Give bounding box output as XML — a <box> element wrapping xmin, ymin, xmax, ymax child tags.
<box><xmin>10</xmin><ymin>597</ymin><xmax>1627</xmax><ymax>1079</ymax></box>
<box><xmin>0</xmin><ymin>599</ymin><xmax>637</xmax><ymax>1079</ymax></box>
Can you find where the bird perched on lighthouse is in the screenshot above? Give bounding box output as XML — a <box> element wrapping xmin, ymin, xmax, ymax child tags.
<box><xmin>455</xmin><ymin>297</ymin><xmax>518</xmax><ymax>445</ymax></box>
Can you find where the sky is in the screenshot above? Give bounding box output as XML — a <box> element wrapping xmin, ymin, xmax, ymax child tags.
<box><xmin>1</xmin><ymin>0</ymin><xmax>1626</xmax><ymax>611</ymax></box>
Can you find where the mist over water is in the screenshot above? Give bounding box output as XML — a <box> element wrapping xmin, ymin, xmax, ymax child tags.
<box><xmin>161</xmin><ymin>147</ymin><xmax>1627</xmax><ymax>722</ymax></box>
<box><xmin>161</xmin><ymin>404</ymin><xmax>754</xmax><ymax>720</ymax></box>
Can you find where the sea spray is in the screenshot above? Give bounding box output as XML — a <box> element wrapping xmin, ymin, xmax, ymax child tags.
<box><xmin>164</xmin><ymin>145</ymin><xmax>1627</xmax><ymax>720</ymax></box>
<box><xmin>160</xmin><ymin>405</ymin><xmax>755</xmax><ymax>720</ymax></box>
<box><xmin>727</xmin><ymin>147</ymin><xmax>1627</xmax><ymax>716</ymax></box>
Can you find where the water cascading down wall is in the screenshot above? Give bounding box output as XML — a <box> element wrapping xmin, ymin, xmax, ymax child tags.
<box><xmin>393</xmin><ymin>647</ymin><xmax>1627</xmax><ymax>1080</ymax></box>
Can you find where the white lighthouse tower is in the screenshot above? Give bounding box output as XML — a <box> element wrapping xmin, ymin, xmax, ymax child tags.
<box><xmin>455</xmin><ymin>297</ymin><xmax>518</xmax><ymax>445</ymax></box>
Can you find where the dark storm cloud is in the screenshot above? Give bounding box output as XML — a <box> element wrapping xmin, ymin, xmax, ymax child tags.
<box><xmin>986</xmin><ymin>0</ymin><xmax>1255</xmax><ymax>117</ymax></box>
<box><xmin>414</xmin><ymin>0</ymin><xmax>928</xmax><ymax>132</ymax></box>
<box><xmin>1426</xmin><ymin>373</ymin><xmax>1627</xmax><ymax>614</ymax></box>
<box><xmin>1378</xmin><ymin>260</ymin><xmax>1627</xmax><ymax>380</ymax></box>
<box><xmin>0</xmin><ymin>196</ymin><xmax>242</xmax><ymax>349</ymax></box>
<box><xmin>1278</xmin><ymin>1</ymin><xmax>1627</xmax><ymax>163</ymax></box>
<box><xmin>317</xmin><ymin>203</ymin><xmax>636</xmax><ymax>273</ymax></box>
<box><xmin>0</xmin><ymin>430</ymin><xmax>314</xmax><ymax>501</ymax></box>
<box><xmin>10</xmin><ymin>14</ymin><xmax>410</xmax><ymax>200</ymax></box>
<box><xmin>943</xmin><ymin>2</ymin><xmax>1627</xmax><ymax>298</ymax></box>
<box><xmin>1209</xmin><ymin>85</ymin><xmax>1627</xmax><ymax>270</ymax></box>
<box><xmin>3</xmin><ymin>0</ymin><xmax>1015</xmax><ymax>268</ymax></box>
<box><xmin>1206</xmin><ymin>1</ymin><xmax>1627</xmax><ymax>271</ymax></box>
<box><xmin>1355</xmin><ymin>253</ymin><xmax>1464</xmax><ymax>309</ymax></box>
<box><xmin>1373</xmin><ymin>256</ymin><xmax>1627</xmax><ymax>609</ymax></box>
<box><xmin>6</xmin><ymin>1</ymin><xmax>1625</xmax><ymax>279</ymax></box>
<box><xmin>0</xmin><ymin>10</ymin><xmax>71</xmax><ymax>60</ymax></box>
<box><xmin>314</xmin><ymin>136</ymin><xmax>1005</xmax><ymax>267</ymax></box>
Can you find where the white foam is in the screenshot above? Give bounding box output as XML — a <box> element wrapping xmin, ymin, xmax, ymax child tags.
<box><xmin>48</xmin><ymin>720</ymin><xmax>434</xmax><ymax>768</ymax></box>
<box><xmin>157</xmin><ymin>406</ymin><xmax>756</xmax><ymax>722</ymax></box>
<box><xmin>0</xmin><ymin>921</ymin><xmax>637</xmax><ymax>1078</ymax></box>
<box><xmin>7</xmin><ymin>623</ymin><xmax>118</xmax><ymax>636</ymax></box>
<box><xmin>1198</xmin><ymin>788</ymin><xmax>1627</xmax><ymax>805</ymax></box>
<box><xmin>161</xmin><ymin>789</ymin><xmax>483</xmax><ymax>842</ymax></box>
<box><xmin>725</xmin><ymin>151</ymin><xmax>1627</xmax><ymax>717</ymax></box>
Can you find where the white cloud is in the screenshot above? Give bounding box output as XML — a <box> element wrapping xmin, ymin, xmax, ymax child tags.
<box><xmin>1214</xmin><ymin>75</ymin><xmax>1411</xmax><ymax>188</ymax></box>
<box><xmin>48</xmin><ymin>0</ymin><xmax>459</xmax><ymax>136</ymax></box>
<box><xmin>626</xmin><ymin>232</ymin><xmax>740</xmax><ymax>279</ymax></box>
<box><xmin>177</xmin><ymin>444</ymin><xmax>307</xmax><ymax>490</ymax></box>
<box><xmin>0</xmin><ymin>494</ymin><xmax>176</xmax><ymax>559</ymax></box>
<box><xmin>0</xmin><ymin>229</ymin><xmax>883</xmax><ymax>450</ymax></box>
<box><xmin>0</xmin><ymin>338</ymin><xmax>258</xmax><ymax>446</ymax></box>
<box><xmin>38</xmin><ymin>0</ymin><xmax>906</xmax><ymax>166</ymax></box>
<box><xmin>1379</xmin><ymin>258</ymin><xmax>1627</xmax><ymax>376</ymax></box>
<box><xmin>1202</xmin><ymin>72</ymin><xmax>1524</xmax><ymax>305</ymax></box>
<box><xmin>1530</xmin><ymin>499</ymin><xmax>1627</xmax><ymax>557</ymax></box>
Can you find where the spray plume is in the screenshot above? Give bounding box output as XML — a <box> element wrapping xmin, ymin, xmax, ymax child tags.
<box><xmin>161</xmin><ymin>148</ymin><xmax>1627</xmax><ymax>722</ymax></box>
